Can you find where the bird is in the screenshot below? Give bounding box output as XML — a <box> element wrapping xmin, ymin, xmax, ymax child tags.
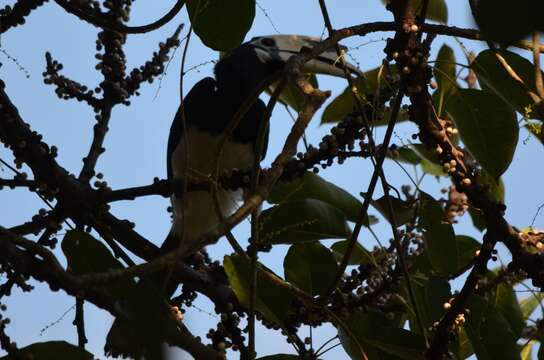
<box><xmin>162</xmin><ymin>34</ymin><xmax>361</xmax><ymax>258</ymax></box>
<box><xmin>105</xmin><ymin>35</ymin><xmax>360</xmax><ymax>358</ymax></box>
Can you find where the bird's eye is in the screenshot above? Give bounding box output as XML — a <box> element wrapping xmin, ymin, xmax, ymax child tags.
<box><xmin>260</xmin><ymin>38</ymin><xmax>276</xmax><ymax>47</ymax></box>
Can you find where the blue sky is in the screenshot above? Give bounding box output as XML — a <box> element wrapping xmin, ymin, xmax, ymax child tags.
<box><xmin>1</xmin><ymin>0</ymin><xmax>543</xmax><ymax>358</ymax></box>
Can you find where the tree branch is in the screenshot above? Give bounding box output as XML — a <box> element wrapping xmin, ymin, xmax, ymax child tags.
<box><xmin>53</xmin><ymin>0</ymin><xmax>185</xmax><ymax>34</ymax></box>
<box><xmin>0</xmin><ymin>0</ymin><xmax>48</xmax><ymax>33</ymax></box>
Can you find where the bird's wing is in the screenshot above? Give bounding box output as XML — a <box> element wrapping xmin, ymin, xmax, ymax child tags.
<box><xmin>167</xmin><ymin>77</ymin><xmax>217</xmax><ymax>180</ymax></box>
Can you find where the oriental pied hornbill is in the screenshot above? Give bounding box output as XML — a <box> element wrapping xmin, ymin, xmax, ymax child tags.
<box><xmin>163</xmin><ymin>34</ymin><xmax>360</xmax><ymax>256</ymax></box>
<box><xmin>105</xmin><ymin>34</ymin><xmax>360</xmax><ymax>359</ymax></box>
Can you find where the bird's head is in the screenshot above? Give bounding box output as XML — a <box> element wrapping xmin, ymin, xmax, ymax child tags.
<box><xmin>214</xmin><ymin>34</ymin><xmax>361</xmax><ymax>92</ymax></box>
<box><xmin>248</xmin><ymin>34</ymin><xmax>361</xmax><ymax>77</ymax></box>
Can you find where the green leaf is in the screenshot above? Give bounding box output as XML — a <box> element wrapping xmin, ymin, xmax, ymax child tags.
<box><xmin>445</xmin><ymin>89</ymin><xmax>519</xmax><ymax>179</ymax></box>
<box><xmin>224</xmin><ymin>255</ymin><xmax>293</xmax><ymax>325</ymax></box>
<box><xmin>477</xmin><ymin>169</ymin><xmax>506</xmax><ymax>204</ymax></box>
<box><xmin>411</xmin><ymin>143</ymin><xmax>447</xmax><ymax>176</ymax></box>
<box><xmin>464</xmin><ymin>323</ymin><xmax>491</xmax><ymax>360</ymax></box>
<box><xmin>61</xmin><ymin>230</ymin><xmax>134</xmax><ymax>299</ymax></box>
<box><xmin>457</xmin><ymin>327</ymin><xmax>474</xmax><ymax>359</ymax></box>
<box><xmin>269</xmin><ymin>172</ymin><xmax>370</xmax><ymax>223</ymax></box>
<box><xmin>519</xmin><ymin>293</ymin><xmax>544</xmax><ymax>319</ymax></box>
<box><xmin>62</xmin><ymin>230</ymin><xmax>124</xmax><ymax>274</ymax></box>
<box><xmin>491</xmin><ymin>283</ymin><xmax>524</xmax><ymax>339</ymax></box>
<box><xmin>433</xmin><ymin>44</ymin><xmax>457</xmax><ymax>93</ymax></box>
<box><xmin>267</xmin><ymin>75</ymin><xmax>319</xmax><ymax>112</ymax></box>
<box><xmin>424</xmin><ymin>276</ymin><xmax>451</xmax><ymax>325</ymax></box>
<box><xmin>0</xmin><ymin>341</ymin><xmax>94</xmax><ymax>360</ymax></box>
<box><xmin>471</xmin><ymin>0</ymin><xmax>543</xmax><ymax>45</ymax></box>
<box><xmin>433</xmin><ymin>44</ymin><xmax>458</xmax><ymax>116</ymax></box>
<box><xmin>62</xmin><ymin>232</ymin><xmax>168</xmax><ymax>332</ymax></box>
<box><xmin>520</xmin><ymin>340</ymin><xmax>536</xmax><ymax>360</ymax></box>
<box><xmin>468</xmin><ymin>206</ymin><xmax>486</xmax><ymax>231</ymax></box>
<box><xmin>479</xmin><ymin>307</ymin><xmax>521</xmax><ymax>360</ymax></box>
<box><xmin>331</xmin><ymin>240</ymin><xmax>374</xmax><ymax>265</ymax></box>
<box><xmin>419</xmin><ymin>192</ymin><xmax>457</xmax><ymax>275</ymax></box>
<box><xmin>371</xmin><ymin>195</ymin><xmax>415</xmax><ymax>226</ymax></box>
<box><xmin>339</xmin><ymin>310</ymin><xmax>427</xmax><ymax>360</ymax></box>
<box><xmin>420</xmin><ymin>159</ymin><xmax>446</xmax><ymax>176</ymax></box>
<box><xmin>473</xmin><ymin>49</ymin><xmax>544</xmax><ymax>120</ymax></box>
<box><xmin>414</xmin><ymin>0</ymin><xmax>448</xmax><ymax>23</ymax></box>
<box><xmin>388</xmin><ymin>146</ymin><xmax>421</xmax><ymax>165</ymax></box>
<box><xmin>539</xmin><ymin>334</ymin><xmax>544</xmax><ymax>360</ymax></box>
<box><xmin>321</xmin><ymin>66</ymin><xmax>401</xmax><ymax>125</ymax></box>
<box><xmin>456</xmin><ymin>235</ymin><xmax>481</xmax><ymax>272</ymax></box>
<box><xmin>380</xmin><ymin>0</ymin><xmax>448</xmax><ymax>23</ymax></box>
<box><xmin>284</xmin><ymin>242</ymin><xmax>338</xmax><ymax>296</ymax></box>
<box><xmin>409</xmin><ymin>276</ymin><xmax>451</xmax><ymax>333</ymax></box>
<box><xmin>465</xmin><ymin>295</ymin><xmax>521</xmax><ymax>360</ymax></box>
<box><xmin>259</xmin><ymin>199</ymin><xmax>351</xmax><ymax>244</ymax></box>
<box><xmin>187</xmin><ymin>0</ymin><xmax>255</xmax><ymax>51</ymax></box>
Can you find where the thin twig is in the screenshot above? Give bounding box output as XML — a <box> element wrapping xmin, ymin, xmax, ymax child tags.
<box><xmin>533</xmin><ymin>32</ymin><xmax>544</xmax><ymax>99</ymax></box>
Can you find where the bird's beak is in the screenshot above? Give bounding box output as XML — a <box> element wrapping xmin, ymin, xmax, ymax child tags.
<box><xmin>250</xmin><ymin>34</ymin><xmax>361</xmax><ymax>78</ymax></box>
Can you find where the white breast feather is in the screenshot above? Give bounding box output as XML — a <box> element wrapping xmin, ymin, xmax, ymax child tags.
<box><xmin>169</xmin><ymin>128</ymin><xmax>255</xmax><ymax>251</ymax></box>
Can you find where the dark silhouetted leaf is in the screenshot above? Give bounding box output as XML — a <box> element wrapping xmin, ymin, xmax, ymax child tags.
<box><xmin>269</xmin><ymin>172</ymin><xmax>373</xmax><ymax>223</ymax></box>
<box><xmin>284</xmin><ymin>242</ymin><xmax>338</xmax><ymax>296</ymax></box>
<box><xmin>259</xmin><ymin>199</ymin><xmax>351</xmax><ymax>244</ymax></box>
<box><xmin>331</xmin><ymin>240</ymin><xmax>374</xmax><ymax>265</ymax></box>
<box><xmin>419</xmin><ymin>192</ymin><xmax>457</xmax><ymax>275</ymax></box>
<box><xmin>267</xmin><ymin>75</ymin><xmax>319</xmax><ymax>112</ymax></box>
<box><xmin>224</xmin><ymin>255</ymin><xmax>293</xmax><ymax>325</ymax></box>
<box><xmin>468</xmin><ymin>206</ymin><xmax>486</xmax><ymax>231</ymax></box>
<box><xmin>0</xmin><ymin>341</ymin><xmax>94</xmax><ymax>360</ymax></box>
<box><xmin>380</xmin><ymin>0</ymin><xmax>448</xmax><ymax>23</ymax></box>
<box><xmin>62</xmin><ymin>230</ymin><xmax>124</xmax><ymax>274</ymax></box>
<box><xmin>187</xmin><ymin>0</ymin><xmax>255</xmax><ymax>51</ymax></box>
<box><xmin>371</xmin><ymin>195</ymin><xmax>415</xmax><ymax>226</ymax></box>
<box><xmin>465</xmin><ymin>295</ymin><xmax>521</xmax><ymax>360</ymax></box>
<box><xmin>456</xmin><ymin>235</ymin><xmax>480</xmax><ymax>272</ymax></box>
<box><xmin>414</xmin><ymin>0</ymin><xmax>448</xmax><ymax>23</ymax></box>
<box><xmin>477</xmin><ymin>169</ymin><xmax>506</xmax><ymax>204</ymax></box>
<box><xmin>433</xmin><ymin>44</ymin><xmax>458</xmax><ymax>115</ymax></box>
<box><xmin>339</xmin><ymin>310</ymin><xmax>427</xmax><ymax>359</ymax></box>
<box><xmin>492</xmin><ymin>283</ymin><xmax>524</xmax><ymax>339</ymax></box>
<box><xmin>62</xmin><ymin>232</ymin><xmax>173</xmax><ymax>347</ymax></box>
<box><xmin>457</xmin><ymin>327</ymin><xmax>474</xmax><ymax>359</ymax></box>
<box><xmin>424</xmin><ymin>276</ymin><xmax>451</xmax><ymax>325</ymax></box>
<box><xmin>411</xmin><ymin>143</ymin><xmax>447</xmax><ymax>176</ymax></box>
<box><xmin>409</xmin><ymin>276</ymin><xmax>451</xmax><ymax>333</ymax></box>
<box><xmin>61</xmin><ymin>230</ymin><xmax>134</xmax><ymax>299</ymax></box>
<box><xmin>471</xmin><ymin>0</ymin><xmax>543</xmax><ymax>45</ymax></box>
<box><xmin>321</xmin><ymin>66</ymin><xmax>404</xmax><ymax>126</ymax></box>
<box><xmin>478</xmin><ymin>307</ymin><xmax>521</xmax><ymax>360</ymax></box>
<box><xmin>257</xmin><ymin>356</ymin><xmax>302</xmax><ymax>360</ymax></box>
<box><xmin>446</xmin><ymin>89</ymin><xmax>518</xmax><ymax>179</ymax></box>
<box><xmin>473</xmin><ymin>50</ymin><xmax>544</xmax><ymax>120</ymax></box>
<box><xmin>388</xmin><ymin>146</ymin><xmax>422</xmax><ymax>165</ymax></box>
